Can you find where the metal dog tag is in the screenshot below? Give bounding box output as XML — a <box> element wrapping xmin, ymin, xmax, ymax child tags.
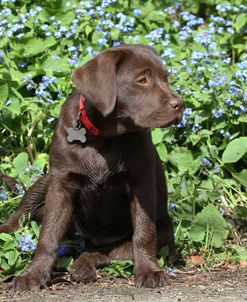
<box><xmin>67</xmin><ymin>127</ymin><xmax>86</xmax><ymax>144</ymax></box>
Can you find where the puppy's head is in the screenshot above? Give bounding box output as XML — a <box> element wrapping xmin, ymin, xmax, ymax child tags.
<box><xmin>72</xmin><ymin>44</ymin><xmax>183</xmax><ymax>132</ymax></box>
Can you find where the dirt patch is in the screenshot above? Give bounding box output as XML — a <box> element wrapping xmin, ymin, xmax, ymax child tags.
<box><xmin>0</xmin><ymin>268</ymin><xmax>246</xmax><ymax>302</ymax></box>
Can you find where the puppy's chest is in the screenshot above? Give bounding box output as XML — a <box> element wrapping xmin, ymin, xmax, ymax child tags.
<box><xmin>76</xmin><ymin>145</ymin><xmax>126</xmax><ymax>185</ymax></box>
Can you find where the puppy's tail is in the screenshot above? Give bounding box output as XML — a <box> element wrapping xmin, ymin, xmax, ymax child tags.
<box><xmin>0</xmin><ymin>172</ymin><xmax>26</xmax><ymax>192</ymax></box>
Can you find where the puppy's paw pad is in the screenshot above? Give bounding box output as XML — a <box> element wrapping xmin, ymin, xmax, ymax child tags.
<box><xmin>135</xmin><ymin>270</ymin><xmax>170</xmax><ymax>288</ymax></box>
<box><xmin>70</xmin><ymin>260</ymin><xmax>97</xmax><ymax>283</ymax></box>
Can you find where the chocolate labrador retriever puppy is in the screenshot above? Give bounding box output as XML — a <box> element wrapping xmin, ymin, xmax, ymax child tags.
<box><xmin>0</xmin><ymin>44</ymin><xmax>183</xmax><ymax>290</ymax></box>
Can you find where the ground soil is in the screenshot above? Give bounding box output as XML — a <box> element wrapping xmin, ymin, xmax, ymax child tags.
<box><xmin>0</xmin><ymin>267</ymin><xmax>246</xmax><ymax>302</ymax></box>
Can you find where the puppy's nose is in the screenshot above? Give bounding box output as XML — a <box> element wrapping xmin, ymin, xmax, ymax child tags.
<box><xmin>169</xmin><ymin>97</ymin><xmax>183</xmax><ymax>111</ymax></box>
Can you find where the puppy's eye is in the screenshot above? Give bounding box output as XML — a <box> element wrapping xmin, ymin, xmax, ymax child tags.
<box><xmin>137</xmin><ymin>77</ymin><xmax>147</xmax><ymax>84</ymax></box>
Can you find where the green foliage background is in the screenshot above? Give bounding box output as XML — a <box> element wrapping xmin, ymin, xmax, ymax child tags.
<box><xmin>0</xmin><ymin>0</ymin><xmax>246</xmax><ymax>279</ymax></box>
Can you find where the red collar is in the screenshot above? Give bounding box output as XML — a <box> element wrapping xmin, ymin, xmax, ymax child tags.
<box><xmin>79</xmin><ymin>95</ymin><xmax>100</xmax><ymax>136</ymax></box>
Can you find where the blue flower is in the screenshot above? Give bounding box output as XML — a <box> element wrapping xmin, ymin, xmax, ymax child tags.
<box><xmin>213</xmin><ymin>166</ymin><xmax>220</xmax><ymax>174</ymax></box>
<box><xmin>113</xmin><ymin>41</ymin><xmax>121</xmax><ymax>47</ymax></box>
<box><xmin>0</xmin><ymin>192</ymin><xmax>8</xmax><ymax>200</ymax></box>
<box><xmin>173</xmin><ymin>20</ymin><xmax>180</xmax><ymax>28</ymax></box>
<box><xmin>162</xmin><ymin>48</ymin><xmax>175</xmax><ymax>59</ymax></box>
<box><xmin>219</xmin><ymin>129</ymin><xmax>232</xmax><ymax>139</ymax></box>
<box><xmin>133</xmin><ymin>9</ymin><xmax>141</xmax><ymax>16</ymax></box>
<box><xmin>223</xmin><ymin>57</ymin><xmax>231</xmax><ymax>64</ymax></box>
<box><xmin>57</xmin><ymin>245</ymin><xmax>71</xmax><ymax>256</ymax></box>
<box><xmin>86</xmin><ymin>46</ymin><xmax>94</xmax><ymax>55</ymax></box>
<box><xmin>229</xmin><ymin>82</ymin><xmax>241</xmax><ymax>95</ymax></box>
<box><xmin>145</xmin><ymin>28</ymin><xmax>163</xmax><ymax>41</ymax></box>
<box><xmin>98</xmin><ymin>38</ymin><xmax>107</xmax><ymax>47</ymax></box>
<box><xmin>53</xmin><ymin>20</ymin><xmax>61</xmax><ymax>27</ymax></box>
<box><xmin>224</xmin><ymin>98</ymin><xmax>233</xmax><ymax>106</ymax></box>
<box><xmin>68</xmin><ymin>46</ymin><xmax>78</xmax><ymax>52</ymax></box>
<box><xmin>240</xmin><ymin>105</ymin><xmax>247</xmax><ymax>112</ymax></box>
<box><xmin>26</xmin><ymin>83</ymin><xmax>34</xmax><ymax>90</ymax></box>
<box><xmin>47</xmin><ymin>117</ymin><xmax>54</xmax><ymax>123</ymax></box>
<box><xmin>59</xmin><ymin>26</ymin><xmax>67</xmax><ymax>33</ymax></box>
<box><xmin>212</xmin><ymin>109</ymin><xmax>223</xmax><ymax>118</ymax></box>
<box><xmin>16</xmin><ymin>233</ymin><xmax>37</xmax><ymax>253</ymax></box>
<box><xmin>5</xmin><ymin>100</ymin><xmax>12</xmax><ymax>106</ymax></box>
<box><xmin>42</xmin><ymin>76</ymin><xmax>57</xmax><ymax>85</ymax></box>
<box><xmin>18</xmin><ymin>61</ymin><xmax>27</xmax><ymax>68</ymax></box>
<box><xmin>52</xmin><ymin>55</ymin><xmax>60</xmax><ymax>59</ymax></box>
<box><xmin>216</xmin><ymin>4</ymin><xmax>231</xmax><ymax>12</ymax></box>
<box><xmin>68</xmin><ymin>58</ymin><xmax>78</xmax><ymax>65</ymax></box>
<box><xmin>191</xmin><ymin>51</ymin><xmax>207</xmax><ymax>64</ymax></box>
<box><xmin>176</xmin><ymin>107</ymin><xmax>192</xmax><ymax>128</ymax></box>
<box><xmin>16</xmin><ymin>33</ymin><xmax>24</xmax><ymax>39</ymax></box>
<box><xmin>194</xmin><ymin>31</ymin><xmax>212</xmax><ymax>45</ymax></box>
<box><xmin>15</xmin><ymin>183</ymin><xmax>25</xmax><ymax>195</ymax></box>
<box><xmin>101</xmin><ymin>0</ymin><xmax>117</xmax><ymax>8</ymax></box>
<box><xmin>208</xmin><ymin>75</ymin><xmax>227</xmax><ymax>88</ymax></box>
<box><xmin>179</xmin><ymin>26</ymin><xmax>192</xmax><ymax>40</ymax></box>
<box><xmin>54</xmin><ymin>31</ymin><xmax>62</xmax><ymax>38</ymax></box>
<box><xmin>170</xmin><ymin>201</ymin><xmax>175</xmax><ymax>209</ymax></box>
<box><xmin>227</xmin><ymin>28</ymin><xmax>234</xmax><ymax>34</ymax></box>
<box><xmin>41</xmin><ymin>24</ymin><xmax>49</xmax><ymax>31</ymax></box>
<box><xmin>201</xmin><ymin>157</ymin><xmax>213</xmax><ymax>168</ymax></box>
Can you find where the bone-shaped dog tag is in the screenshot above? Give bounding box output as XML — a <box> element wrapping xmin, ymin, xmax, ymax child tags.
<box><xmin>67</xmin><ymin>127</ymin><xmax>86</xmax><ymax>144</ymax></box>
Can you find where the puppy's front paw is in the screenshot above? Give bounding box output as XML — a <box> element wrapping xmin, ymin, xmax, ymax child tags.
<box><xmin>12</xmin><ymin>274</ymin><xmax>46</xmax><ymax>291</ymax></box>
<box><xmin>70</xmin><ymin>259</ymin><xmax>97</xmax><ymax>283</ymax></box>
<box><xmin>135</xmin><ymin>270</ymin><xmax>170</xmax><ymax>288</ymax></box>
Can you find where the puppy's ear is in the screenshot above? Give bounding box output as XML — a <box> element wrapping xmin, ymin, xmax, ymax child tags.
<box><xmin>72</xmin><ymin>50</ymin><xmax>125</xmax><ymax>117</ymax></box>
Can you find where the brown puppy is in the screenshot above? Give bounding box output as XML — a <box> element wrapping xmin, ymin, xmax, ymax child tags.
<box><xmin>0</xmin><ymin>44</ymin><xmax>183</xmax><ymax>290</ymax></box>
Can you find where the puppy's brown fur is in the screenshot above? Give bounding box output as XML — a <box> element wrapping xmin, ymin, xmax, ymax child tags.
<box><xmin>0</xmin><ymin>44</ymin><xmax>183</xmax><ymax>290</ymax></box>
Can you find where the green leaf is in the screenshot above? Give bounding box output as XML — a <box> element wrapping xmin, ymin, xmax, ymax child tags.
<box><xmin>103</xmin><ymin>260</ymin><xmax>133</xmax><ymax>277</ymax></box>
<box><xmin>0</xmin><ymin>233</ymin><xmax>13</xmax><ymax>242</ymax></box>
<box><xmin>85</xmin><ymin>25</ymin><xmax>92</xmax><ymax>36</ymax></box>
<box><xmin>40</xmin><ymin>56</ymin><xmax>71</xmax><ymax>73</ymax></box>
<box><xmin>12</xmin><ymin>152</ymin><xmax>29</xmax><ymax>175</ymax></box>
<box><xmin>0</xmin><ymin>83</ymin><xmax>8</xmax><ymax>104</ymax></box>
<box><xmin>190</xmin><ymin>204</ymin><xmax>229</xmax><ymax>248</ymax></box>
<box><xmin>5</xmin><ymin>250</ymin><xmax>18</xmax><ymax>266</ymax></box>
<box><xmin>0</xmin><ymin>259</ymin><xmax>10</xmax><ymax>270</ymax></box>
<box><xmin>151</xmin><ymin>128</ymin><xmax>165</xmax><ymax>145</ymax></box>
<box><xmin>231</xmin><ymin>245</ymin><xmax>247</xmax><ymax>262</ymax></box>
<box><xmin>3</xmin><ymin>240</ymin><xmax>16</xmax><ymax>251</ymax></box>
<box><xmin>234</xmin><ymin>206</ymin><xmax>247</xmax><ymax>221</ymax></box>
<box><xmin>169</xmin><ymin>148</ymin><xmax>200</xmax><ymax>174</ymax></box>
<box><xmin>222</xmin><ymin>137</ymin><xmax>247</xmax><ymax>163</ymax></box>
<box><xmin>157</xmin><ymin>143</ymin><xmax>168</xmax><ymax>162</ymax></box>
<box><xmin>30</xmin><ymin>221</ymin><xmax>40</xmax><ymax>238</ymax></box>
<box><xmin>55</xmin><ymin>256</ymin><xmax>73</xmax><ymax>271</ymax></box>
<box><xmin>92</xmin><ymin>31</ymin><xmax>102</xmax><ymax>44</ymax></box>
<box><xmin>5</xmin><ymin>98</ymin><xmax>21</xmax><ymax>116</ymax></box>
<box><xmin>111</xmin><ymin>28</ymin><xmax>120</xmax><ymax>40</ymax></box>
<box><xmin>33</xmin><ymin>153</ymin><xmax>49</xmax><ymax>170</ymax></box>
<box><xmin>235</xmin><ymin>14</ymin><xmax>247</xmax><ymax>31</ymax></box>
<box><xmin>232</xmin><ymin>169</ymin><xmax>247</xmax><ymax>189</ymax></box>
<box><xmin>15</xmin><ymin>37</ymin><xmax>57</xmax><ymax>57</ymax></box>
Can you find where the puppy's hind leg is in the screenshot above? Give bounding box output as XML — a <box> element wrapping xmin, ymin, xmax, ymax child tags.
<box><xmin>70</xmin><ymin>241</ymin><xmax>133</xmax><ymax>283</ymax></box>
<box><xmin>0</xmin><ymin>174</ymin><xmax>50</xmax><ymax>233</ymax></box>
